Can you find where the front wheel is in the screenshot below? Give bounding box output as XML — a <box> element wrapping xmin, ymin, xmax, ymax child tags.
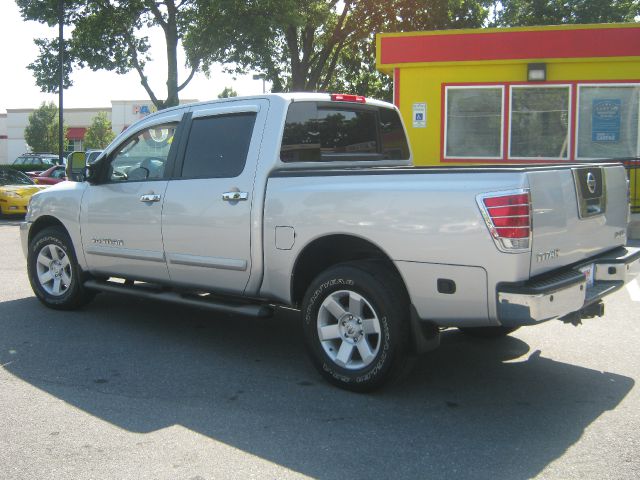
<box><xmin>301</xmin><ymin>262</ymin><xmax>410</xmax><ymax>392</ymax></box>
<box><xmin>27</xmin><ymin>226</ymin><xmax>95</xmax><ymax>310</ymax></box>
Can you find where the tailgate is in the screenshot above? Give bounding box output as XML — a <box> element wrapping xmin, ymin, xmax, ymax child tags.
<box><xmin>529</xmin><ymin>163</ymin><xmax>629</xmax><ymax>277</ymax></box>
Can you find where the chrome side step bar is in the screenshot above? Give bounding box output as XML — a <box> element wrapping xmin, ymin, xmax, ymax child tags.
<box><xmin>84</xmin><ymin>279</ymin><xmax>273</xmax><ymax>318</ymax></box>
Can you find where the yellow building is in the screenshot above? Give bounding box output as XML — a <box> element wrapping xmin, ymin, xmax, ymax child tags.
<box><xmin>376</xmin><ymin>23</ymin><xmax>640</xmax><ymax>167</ymax></box>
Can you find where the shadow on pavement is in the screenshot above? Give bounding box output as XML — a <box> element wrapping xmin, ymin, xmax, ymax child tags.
<box><xmin>0</xmin><ymin>294</ymin><xmax>633</xmax><ymax>479</ymax></box>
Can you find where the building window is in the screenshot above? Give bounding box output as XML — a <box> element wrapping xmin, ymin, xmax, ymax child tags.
<box><xmin>445</xmin><ymin>86</ymin><xmax>503</xmax><ymax>159</ymax></box>
<box><xmin>576</xmin><ymin>84</ymin><xmax>640</xmax><ymax>159</ymax></box>
<box><xmin>66</xmin><ymin>139</ymin><xmax>83</xmax><ymax>153</ymax></box>
<box><xmin>509</xmin><ymin>85</ymin><xmax>570</xmax><ymax>159</ymax></box>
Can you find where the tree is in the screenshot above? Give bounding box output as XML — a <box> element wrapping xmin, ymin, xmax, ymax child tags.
<box><xmin>218</xmin><ymin>86</ymin><xmax>238</xmax><ymax>98</ymax></box>
<box><xmin>324</xmin><ymin>36</ymin><xmax>394</xmax><ymax>101</ymax></box>
<box><xmin>84</xmin><ymin>112</ymin><xmax>115</xmax><ymax>149</ymax></box>
<box><xmin>493</xmin><ymin>0</ymin><xmax>640</xmax><ymax>26</ymax></box>
<box><xmin>18</xmin><ymin>0</ymin><xmax>205</xmax><ymax>110</ymax></box>
<box><xmin>325</xmin><ymin>1</ymin><xmax>490</xmax><ymax>101</ymax></box>
<box><xmin>49</xmin><ymin>119</ymin><xmax>68</xmax><ymax>155</ymax></box>
<box><xmin>186</xmin><ymin>0</ymin><xmax>394</xmax><ymax>93</ymax></box>
<box><xmin>24</xmin><ymin>102</ymin><xmax>67</xmax><ymax>153</ymax></box>
<box><xmin>185</xmin><ymin>1</ymin><xmax>490</xmax><ymax>101</ymax></box>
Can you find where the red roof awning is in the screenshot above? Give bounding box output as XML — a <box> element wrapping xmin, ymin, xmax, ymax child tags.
<box><xmin>379</xmin><ymin>25</ymin><xmax>640</xmax><ymax>66</ymax></box>
<box><xmin>66</xmin><ymin>127</ymin><xmax>86</xmax><ymax>140</ymax></box>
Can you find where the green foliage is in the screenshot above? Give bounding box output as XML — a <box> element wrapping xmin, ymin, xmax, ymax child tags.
<box><xmin>0</xmin><ymin>165</ymin><xmax>37</xmax><ymax>174</ymax></box>
<box><xmin>218</xmin><ymin>86</ymin><xmax>238</xmax><ymax>98</ymax></box>
<box><xmin>185</xmin><ymin>0</ymin><xmax>392</xmax><ymax>93</ymax></box>
<box><xmin>184</xmin><ymin>1</ymin><xmax>491</xmax><ymax>101</ymax></box>
<box><xmin>20</xmin><ymin>0</ymin><xmax>636</xmax><ymax>111</ymax></box>
<box><xmin>325</xmin><ymin>36</ymin><xmax>393</xmax><ymax>102</ymax></box>
<box><xmin>28</xmin><ymin>37</ymin><xmax>74</xmax><ymax>92</ymax></box>
<box><xmin>24</xmin><ymin>102</ymin><xmax>67</xmax><ymax>153</ymax></box>
<box><xmin>49</xmin><ymin>119</ymin><xmax>68</xmax><ymax>155</ymax></box>
<box><xmin>493</xmin><ymin>0</ymin><xmax>640</xmax><ymax>26</ymax></box>
<box><xmin>24</xmin><ymin>102</ymin><xmax>57</xmax><ymax>152</ymax></box>
<box><xmin>323</xmin><ymin>0</ymin><xmax>490</xmax><ymax>101</ymax></box>
<box><xmin>84</xmin><ymin>112</ymin><xmax>115</xmax><ymax>149</ymax></box>
<box><xmin>18</xmin><ymin>0</ymin><xmax>204</xmax><ymax>109</ymax></box>
<box><xmin>388</xmin><ymin>0</ymin><xmax>490</xmax><ymax>31</ymax></box>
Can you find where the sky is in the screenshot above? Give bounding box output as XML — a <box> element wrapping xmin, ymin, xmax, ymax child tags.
<box><xmin>0</xmin><ymin>1</ymin><xmax>269</xmax><ymax>113</ymax></box>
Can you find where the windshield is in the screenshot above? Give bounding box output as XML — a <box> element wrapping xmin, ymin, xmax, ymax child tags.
<box><xmin>0</xmin><ymin>169</ymin><xmax>35</xmax><ymax>186</ymax></box>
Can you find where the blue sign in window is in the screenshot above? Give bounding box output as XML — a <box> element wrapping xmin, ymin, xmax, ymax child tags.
<box><xmin>592</xmin><ymin>99</ymin><xmax>621</xmax><ymax>142</ymax></box>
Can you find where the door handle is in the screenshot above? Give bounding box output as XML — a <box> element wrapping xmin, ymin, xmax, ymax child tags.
<box><xmin>222</xmin><ymin>191</ymin><xmax>248</xmax><ymax>201</ymax></box>
<box><xmin>140</xmin><ymin>193</ymin><xmax>161</xmax><ymax>203</ymax></box>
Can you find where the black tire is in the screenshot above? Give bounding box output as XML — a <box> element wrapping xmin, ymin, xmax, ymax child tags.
<box><xmin>301</xmin><ymin>262</ymin><xmax>410</xmax><ymax>392</ymax></box>
<box><xmin>27</xmin><ymin>226</ymin><xmax>95</xmax><ymax>310</ymax></box>
<box><xmin>458</xmin><ymin>325</ymin><xmax>520</xmax><ymax>338</ymax></box>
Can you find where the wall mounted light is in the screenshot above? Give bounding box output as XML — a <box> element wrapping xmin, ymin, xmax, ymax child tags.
<box><xmin>527</xmin><ymin>63</ymin><xmax>547</xmax><ymax>82</ymax></box>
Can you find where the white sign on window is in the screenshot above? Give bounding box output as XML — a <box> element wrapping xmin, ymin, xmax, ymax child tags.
<box><xmin>412</xmin><ymin>103</ymin><xmax>427</xmax><ymax>128</ymax></box>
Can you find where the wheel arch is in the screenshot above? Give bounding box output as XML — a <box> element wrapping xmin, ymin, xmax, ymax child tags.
<box><xmin>26</xmin><ymin>215</ymin><xmax>96</xmax><ymax>310</ymax></box>
<box><xmin>28</xmin><ymin>215</ymin><xmax>70</xmax><ymax>245</ymax></box>
<box><xmin>290</xmin><ymin>234</ymin><xmax>408</xmax><ymax>308</ymax></box>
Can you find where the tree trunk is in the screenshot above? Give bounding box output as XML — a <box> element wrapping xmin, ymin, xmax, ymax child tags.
<box><xmin>163</xmin><ymin>2</ymin><xmax>180</xmax><ymax>109</ymax></box>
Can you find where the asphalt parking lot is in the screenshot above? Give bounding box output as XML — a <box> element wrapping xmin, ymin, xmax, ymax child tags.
<box><xmin>1</xmin><ymin>218</ymin><xmax>639</xmax><ymax>480</ymax></box>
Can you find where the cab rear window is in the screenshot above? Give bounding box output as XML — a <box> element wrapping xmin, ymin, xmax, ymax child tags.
<box><xmin>280</xmin><ymin>102</ymin><xmax>409</xmax><ymax>162</ymax></box>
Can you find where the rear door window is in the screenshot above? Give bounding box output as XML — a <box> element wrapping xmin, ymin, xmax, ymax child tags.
<box><xmin>179</xmin><ymin>113</ymin><xmax>257</xmax><ymax>179</ymax></box>
<box><xmin>280</xmin><ymin>102</ymin><xmax>409</xmax><ymax>162</ymax></box>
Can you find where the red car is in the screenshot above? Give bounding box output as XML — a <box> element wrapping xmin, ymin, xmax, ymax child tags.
<box><xmin>30</xmin><ymin>165</ymin><xmax>67</xmax><ymax>185</ymax></box>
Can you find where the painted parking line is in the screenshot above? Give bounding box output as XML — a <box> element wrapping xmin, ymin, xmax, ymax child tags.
<box><xmin>627</xmin><ymin>278</ymin><xmax>640</xmax><ymax>302</ymax></box>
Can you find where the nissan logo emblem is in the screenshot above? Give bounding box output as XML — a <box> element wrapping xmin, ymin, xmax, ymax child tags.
<box><xmin>586</xmin><ymin>172</ymin><xmax>597</xmax><ymax>194</ymax></box>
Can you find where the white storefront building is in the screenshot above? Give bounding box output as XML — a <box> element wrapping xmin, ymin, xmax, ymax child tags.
<box><xmin>0</xmin><ymin>99</ymin><xmax>196</xmax><ymax>164</ymax></box>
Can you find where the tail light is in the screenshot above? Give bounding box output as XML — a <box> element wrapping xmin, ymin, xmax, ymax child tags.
<box><xmin>626</xmin><ymin>177</ymin><xmax>631</xmax><ymax>223</ymax></box>
<box><xmin>477</xmin><ymin>189</ymin><xmax>531</xmax><ymax>252</ymax></box>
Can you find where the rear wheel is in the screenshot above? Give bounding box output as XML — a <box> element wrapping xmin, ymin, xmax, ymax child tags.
<box><xmin>301</xmin><ymin>262</ymin><xmax>410</xmax><ymax>392</ymax></box>
<box><xmin>458</xmin><ymin>326</ymin><xmax>520</xmax><ymax>338</ymax></box>
<box><xmin>27</xmin><ymin>226</ymin><xmax>95</xmax><ymax>310</ymax></box>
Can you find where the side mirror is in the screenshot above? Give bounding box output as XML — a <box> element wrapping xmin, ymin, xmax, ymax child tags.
<box><xmin>85</xmin><ymin>163</ymin><xmax>98</xmax><ymax>184</ymax></box>
<box><xmin>66</xmin><ymin>151</ymin><xmax>87</xmax><ymax>182</ymax></box>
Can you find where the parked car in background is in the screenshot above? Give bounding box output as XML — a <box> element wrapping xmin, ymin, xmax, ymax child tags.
<box><xmin>31</xmin><ymin>165</ymin><xmax>67</xmax><ymax>185</ymax></box>
<box><xmin>0</xmin><ymin>169</ymin><xmax>47</xmax><ymax>217</ymax></box>
<box><xmin>13</xmin><ymin>153</ymin><xmax>62</xmax><ymax>171</ymax></box>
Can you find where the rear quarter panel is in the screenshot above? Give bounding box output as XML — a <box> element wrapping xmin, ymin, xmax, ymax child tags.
<box><xmin>261</xmin><ymin>169</ymin><xmax>533</xmax><ymax>322</ymax></box>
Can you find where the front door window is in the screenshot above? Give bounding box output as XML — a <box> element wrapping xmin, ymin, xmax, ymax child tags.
<box><xmin>108</xmin><ymin>124</ymin><xmax>177</xmax><ymax>182</ymax></box>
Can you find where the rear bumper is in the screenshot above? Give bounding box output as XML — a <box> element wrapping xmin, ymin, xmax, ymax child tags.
<box><xmin>497</xmin><ymin>246</ymin><xmax>640</xmax><ymax>326</ymax></box>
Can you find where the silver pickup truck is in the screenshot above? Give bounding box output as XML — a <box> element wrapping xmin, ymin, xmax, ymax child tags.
<box><xmin>21</xmin><ymin>93</ymin><xmax>639</xmax><ymax>391</ymax></box>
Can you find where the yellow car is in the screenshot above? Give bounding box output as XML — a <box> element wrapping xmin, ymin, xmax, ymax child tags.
<box><xmin>0</xmin><ymin>169</ymin><xmax>48</xmax><ymax>217</ymax></box>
